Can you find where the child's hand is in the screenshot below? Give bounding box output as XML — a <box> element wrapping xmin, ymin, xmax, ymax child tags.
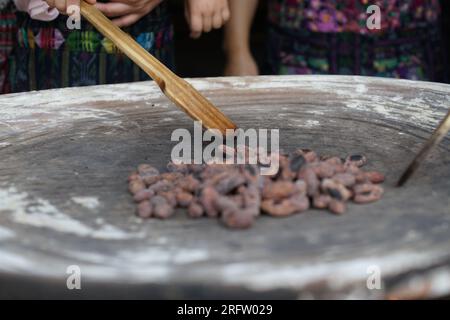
<box><xmin>44</xmin><ymin>0</ymin><xmax>96</xmax><ymax>14</ymax></box>
<box><xmin>96</xmin><ymin>0</ymin><xmax>163</xmax><ymax>27</ymax></box>
<box><xmin>185</xmin><ymin>0</ymin><xmax>230</xmax><ymax>39</ymax></box>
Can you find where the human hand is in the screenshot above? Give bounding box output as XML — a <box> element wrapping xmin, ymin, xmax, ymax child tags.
<box><xmin>185</xmin><ymin>0</ymin><xmax>230</xmax><ymax>39</ymax></box>
<box><xmin>44</xmin><ymin>0</ymin><xmax>96</xmax><ymax>14</ymax></box>
<box><xmin>95</xmin><ymin>0</ymin><xmax>163</xmax><ymax>27</ymax></box>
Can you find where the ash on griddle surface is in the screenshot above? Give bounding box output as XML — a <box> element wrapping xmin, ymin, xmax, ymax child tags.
<box><xmin>128</xmin><ymin>149</ymin><xmax>384</xmax><ymax>229</ymax></box>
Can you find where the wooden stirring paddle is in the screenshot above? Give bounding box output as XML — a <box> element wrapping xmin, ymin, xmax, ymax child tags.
<box><xmin>397</xmin><ymin>108</ymin><xmax>450</xmax><ymax>186</ymax></box>
<box><xmin>80</xmin><ymin>1</ymin><xmax>236</xmax><ymax>134</ymax></box>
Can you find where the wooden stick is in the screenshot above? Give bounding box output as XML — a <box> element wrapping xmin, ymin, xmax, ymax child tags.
<box><xmin>80</xmin><ymin>1</ymin><xmax>237</xmax><ymax>134</ymax></box>
<box><xmin>397</xmin><ymin>108</ymin><xmax>450</xmax><ymax>186</ymax></box>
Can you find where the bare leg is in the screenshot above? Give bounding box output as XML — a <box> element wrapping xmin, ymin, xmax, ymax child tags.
<box><xmin>223</xmin><ymin>0</ymin><xmax>259</xmax><ymax>76</ymax></box>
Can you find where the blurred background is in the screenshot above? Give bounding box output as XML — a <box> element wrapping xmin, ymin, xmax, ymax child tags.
<box><xmin>170</xmin><ymin>0</ymin><xmax>450</xmax><ymax>80</ymax></box>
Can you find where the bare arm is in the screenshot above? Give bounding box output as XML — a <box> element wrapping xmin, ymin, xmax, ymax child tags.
<box><xmin>223</xmin><ymin>0</ymin><xmax>259</xmax><ymax>76</ymax></box>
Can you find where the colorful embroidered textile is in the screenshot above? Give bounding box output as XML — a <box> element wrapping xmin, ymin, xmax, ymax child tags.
<box><xmin>0</xmin><ymin>2</ymin><xmax>16</xmax><ymax>93</ymax></box>
<box><xmin>7</xmin><ymin>2</ymin><xmax>173</xmax><ymax>93</ymax></box>
<box><xmin>268</xmin><ymin>0</ymin><xmax>441</xmax><ymax>34</ymax></box>
<box><xmin>266</xmin><ymin>0</ymin><xmax>448</xmax><ymax>82</ymax></box>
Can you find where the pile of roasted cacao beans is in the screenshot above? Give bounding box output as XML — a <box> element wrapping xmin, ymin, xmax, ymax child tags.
<box><xmin>128</xmin><ymin>149</ymin><xmax>385</xmax><ymax>229</ymax></box>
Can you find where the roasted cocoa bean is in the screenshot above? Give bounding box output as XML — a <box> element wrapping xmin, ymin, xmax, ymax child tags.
<box><xmin>321</xmin><ymin>179</ymin><xmax>352</xmax><ymax>201</ymax></box>
<box><xmin>142</xmin><ymin>175</ymin><xmax>161</xmax><ymax>186</ymax></box>
<box><xmin>161</xmin><ymin>172</ymin><xmax>184</xmax><ymax>182</ymax></box>
<box><xmin>297</xmin><ymin>149</ymin><xmax>318</xmax><ymax>163</ymax></box>
<box><xmin>137</xmin><ymin>200</ymin><xmax>152</xmax><ymax>218</ymax></box>
<box><xmin>345</xmin><ymin>154</ymin><xmax>367</xmax><ymax>167</ymax></box>
<box><xmin>333</xmin><ymin>163</ymin><xmax>347</xmax><ymax>174</ymax></box>
<box><xmin>298</xmin><ymin>167</ymin><xmax>320</xmax><ymax>196</ymax></box>
<box><xmin>364</xmin><ymin>171</ymin><xmax>385</xmax><ymax>184</ymax></box>
<box><xmin>167</xmin><ymin>162</ymin><xmax>189</xmax><ymax>173</ymax></box>
<box><xmin>324</xmin><ymin>156</ymin><xmax>343</xmax><ymax>166</ymax></box>
<box><xmin>328</xmin><ymin>199</ymin><xmax>346</xmax><ymax>215</ymax></box>
<box><xmin>221</xmin><ymin>210</ymin><xmax>254</xmax><ymax>229</ymax></box>
<box><xmin>128</xmin><ymin>172</ymin><xmax>140</xmax><ymax>182</ymax></box>
<box><xmin>188</xmin><ymin>201</ymin><xmax>204</xmax><ymax>218</ymax></box>
<box><xmin>176</xmin><ymin>175</ymin><xmax>200</xmax><ymax>192</ymax></box>
<box><xmin>148</xmin><ymin>180</ymin><xmax>172</xmax><ymax>193</ymax></box>
<box><xmin>200</xmin><ymin>186</ymin><xmax>220</xmax><ymax>217</ymax></box>
<box><xmin>333</xmin><ymin>173</ymin><xmax>356</xmax><ymax>187</ymax></box>
<box><xmin>313</xmin><ymin>194</ymin><xmax>331</xmax><ymax>209</ymax></box>
<box><xmin>294</xmin><ymin>180</ymin><xmax>307</xmax><ymax>195</ymax></box>
<box><xmin>176</xmin><ymin>191</ymin><xmax>193</xmax><ymax>208</ymax></box>
<box><xmin>353</xmin><ymin>183</ymin><xmax>374</xmax><ymax>194</ymax></box>
<box><xmin>313</xmin><ymin>162</ymin><xmax>335</xmax><ymax>179</ymax></box>
<box><xmin>129</xmin><ymin>148</ymin><xmax>385</xmax><ymax>228</ymax></box>
<box><xmin>133</xmin><ymin>189</ymin><xmax>154</xmax><ymax>202</ymax></box>
<box><xmin>353</xmin><ymin>184</ymin><xmax>384</xmax><ymax>204</ymax></box>
<box><xmin>215</xmin><ymin>174</ymin><xmax>246</xmax><ymax>194</ymax></box>
<box><xmin>138</xmin><ymin>164</ymin><xmax>159</xmax><ymax>176</ymax></box>
<box><xmin>262</xmin><ymin>194</ymin><xmax>309</xmax><ymax>217</ymax></box>
<box><xmin>262</xmin><ymin>181</ymin><xmax>296</xmax><ymax>200</ymax></box>
<box><xmin>129</xmin><ymin>179</ymin><xmax>146</xmax><ymax>195</ymax></box>
<box><xmin>151</xmin><ymin>195</ymin><xmax>174</xmax><ymax>219</ymax></box>
<box><xmin>158</xmin><ymin>191</ymin><xmax>177</xmax><ymax>207</ymax></box>
<box><xmin>289</xmin><ymin>154</ymin><xmax>306</xmax><ymax>172</ymax></box>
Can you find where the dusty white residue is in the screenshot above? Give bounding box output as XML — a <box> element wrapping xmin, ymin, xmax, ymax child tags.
<box><xmin>0</xmin><ymin>186</ymin><xmax>29</xmax><ymax>215</ymax></box>
<box><xmin>0</xmin><ymin>251</ymin><xmax>35</xmax><ymax>273</ymax></box>
<box><xmin>190</xmin><ymin>75</ymin><xmax>449</xmax><ymax>93</ymax></box>
<box><xmin>2</xmin><ymin>76</ymin><xmax>449</xmax><ymax>136</ymax></box>
<box><xmin>205</xmin><ymin>75</ymin><xmax>448</xmax><ymax>131</ymax></box>
<box><xmin>293</xmin><ymin>119</ymin><xmax>320</xmax><ymax>128</ymax></box>
<box><xmin>0</xmin><ymin>142</ymin><xmax>11</xmax><ymax>149</ymax></box>
<box><xmin>341</xmin><ymin>92</ymin><xmax>445</xmax><ymax>131</ymax></box>
<box><xmin>427</xmin><ymin>268</ymin><xmax>450</xmax><ymax>297</ymax></box>
<box><xmin>1</xmin><ymin>82</ymin><xmax>163</xmax><ymax>108</ymax></box>
<box><xmin>0</xmin><ymin>226</ymin><xmax>14</xmax><ymax>240</ymax></box>
<box><xmin>72</xmin><ymin>197</ymin><xmax>100</xmax><ymax>210</ymax></box>
<box><xmin>117</xmin><ymin>248</ymin><xmax>209</xmax><ymax>265</ymax></box>
<box><xmin>0</xmin><ymin>186</ymin><xmax>142</xmax><ymax>240</ymax></box>
<box><xmin>0</xmin><ymin>104</ymin><xmax>123</xmax><ymax>134</ymax></box>
<box><xmin>89</xmin><ymin>224</ymin><xmax>144</xmax><ymax>240</ymax></box>
<box><xmin>217</xmin><ymin>251</ymin><xmax>444</xmax><ymax>291</ymax></box>
<box><xmin>356</xmin><ymin>84</ymin><xmax>368</xmax><ymax>93</ymax></box>
<box><xmin>196</xmin><ymin>76</ymin><xmax>448</xmax><ymax>131</ymax></box>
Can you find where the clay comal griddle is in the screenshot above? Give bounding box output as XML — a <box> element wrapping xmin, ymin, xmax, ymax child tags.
<box><xmin>0</xmin><ymin>76</ymin><xmax>449</xmax><ymax>299</ymax></box>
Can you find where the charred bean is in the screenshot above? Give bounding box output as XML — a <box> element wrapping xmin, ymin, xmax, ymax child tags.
<box><xmin>345</xmin><ymin>154</ymin><xmax>367</xmax><ymax>167</ymax></box>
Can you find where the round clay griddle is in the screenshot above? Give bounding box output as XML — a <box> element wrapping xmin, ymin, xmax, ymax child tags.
<box><xmin>0</xmin><ymin>76</ymin><xmax>449</xmax><ymax>299</ymax></box>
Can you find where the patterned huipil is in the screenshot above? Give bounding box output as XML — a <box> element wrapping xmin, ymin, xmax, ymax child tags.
<box><xmin>0</xmin><ymin>0</ymin><xmax>174</xmax><ymax>94</ymax></box>
<box><xmin>0</xmin><ymin>0</ymin><xmax>16</xmax><ymax>93</ymax></box>
<box><xmin>267</xmin><ymin>0</ymin><xmax>447</xmax><ymax>82</ymax></box>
